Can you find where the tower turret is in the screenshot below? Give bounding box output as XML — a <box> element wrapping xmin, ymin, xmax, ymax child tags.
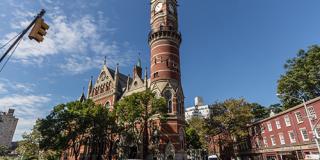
<box><xmin>149</xmin><ymin>0</ymin><xmax>181</xmax><ymax>82</ymax></box>
<box><xmin>148</xmin><ymin>0</ymin><xmax>185</xmax><ymax>159</ymax></box>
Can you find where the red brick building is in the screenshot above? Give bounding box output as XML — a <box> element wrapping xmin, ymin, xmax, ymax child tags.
<box><xmin>236</xmin><ymin>97</ymin><xmax>320</xmax><ymax>160</ymax></box>
<box><xmin>65</xmin><ymin>0</ymin><xmax>186</xmax><ymax>159</ymax></box>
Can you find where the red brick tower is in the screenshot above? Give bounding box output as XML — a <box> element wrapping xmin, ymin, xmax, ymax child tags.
<box><xmin>149</xmin><ymin>0</ymin><xmax>185</xmax><ymax>159</ymax></box>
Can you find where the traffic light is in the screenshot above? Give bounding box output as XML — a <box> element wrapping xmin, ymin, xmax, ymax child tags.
<box><xmin>28</xmin><ymin>18</ymin><xmax>49</xmax><ymax>43</ymax></box>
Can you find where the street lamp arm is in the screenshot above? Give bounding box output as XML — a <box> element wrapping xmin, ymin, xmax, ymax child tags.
<box><xmin>276</xmin><ymin>93</ymin><xmax>304</xmax><ymax>102</ymax></box>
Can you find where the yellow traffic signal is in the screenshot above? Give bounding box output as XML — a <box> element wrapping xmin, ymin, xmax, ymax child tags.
<box><xmin>28</xmin><ymin>18</ymin><xmax>49</xmax><ymax>43</ymax></box>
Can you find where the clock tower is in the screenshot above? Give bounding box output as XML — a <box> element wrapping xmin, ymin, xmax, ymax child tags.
<box><xmin>149</xmin><ymin>0</ymin><xmax>185</xmax><ymax>159</ymax></box>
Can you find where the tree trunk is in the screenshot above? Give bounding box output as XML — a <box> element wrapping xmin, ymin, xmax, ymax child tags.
<box><xmin>108</xmin><ymin>141</ymin><xmax>113</xmax><ymax>160</ymax></box>
<box><xmin>143</xmin><ymin>119</ymin><xmax>149</xmax><ymax>159</ymax></box>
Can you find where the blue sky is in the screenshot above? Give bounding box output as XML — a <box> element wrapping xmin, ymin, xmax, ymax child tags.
<box><xmin>1</xmin><ymin>0</ymin><xmax>320</xmax><ymax>140</ymax></box>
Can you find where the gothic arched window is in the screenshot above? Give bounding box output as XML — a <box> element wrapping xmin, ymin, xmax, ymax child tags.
<box><xmin>164</xmin><ymin>90</ymin><xmax>172</xmax><ymax>113</ymax></box>
<box><xmin>177</xmin><ymin>98</ymin><xmax>181</xmax><ymax>115</ymax></box>
<box><xmin>105</xmin><ymin>101</ymin><xmax>110</xmax><ymax>108</ymax></box>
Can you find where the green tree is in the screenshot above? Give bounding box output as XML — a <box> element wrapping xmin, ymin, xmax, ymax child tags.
<box><xmin>38</xmin><ymin>100</ymin><xmax>94</xmax><ymax>160</ymax></box>
<box><xmin>87</xmin><ymin>104</ymin><xmax>118</xmax><ymax>160</ymax></box>
<box><xmin>186</xmin><ymin>117</ymin><xmax>207</xmax><ymax>149</ymax></box>
<box><xmin>185</xmin><ymin>128</ymin><xmax>202</xmax><ymax>149</ymax></box>
<box><xmin>16</xmin><ymin>123</ymin><xmax>58</xmax><ymax>160</ymax></box>
<box><xmin>0</xmin><ymin>145</ymin><xmax>8</xmax><ymax>156</ymax></box>
<box><xmin>250</xmin><ymin>103</ymin><xmax>269</xmax><ymax>120</ymax></box>
<box><xmin>206</xmin><ymin>98</ymin><xmax>254</xmax><ymax>158</ymax></box>
<box><xmin>268</xmin><ymin>103</ymin><xmax>283</xmax><ymax>114</ymax></box>
<box><xmin>16</xmin><ymin>131</ymin><xmax>39</xmax><ymax>160</ymax></box>
<box><xmin>115</xmin><ymin>89</ymin><xmax>167</xmax><ymax>159</ymax></box>
<box><xmin>278</xmin><ymin>45</ymin><xmax>320</xmax><ymax>108</ymax></box>
<box><xmin>207</xmin><ymin>98</ymin><xmax>253</xmax><ymax>138</ymax></box>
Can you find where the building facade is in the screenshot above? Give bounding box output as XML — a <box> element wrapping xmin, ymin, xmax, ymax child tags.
<box><xmin>185</xmin><ymin>97</ymin><xmax>212</xmax><ymax>121</ymax></box>
<box><xmin>236</xmin><ymin>97</ymin><xmax>320</xmax><ymax>160</ymax></box>
<box><xmin>73</xmin><ymin>0</ymin><xmax>186</xmax><ymax>159</ymax></box>
<box><xmin>0</xmin><ymin>109</ymin><xmax>18</xmax><ymax>148</ymax></box>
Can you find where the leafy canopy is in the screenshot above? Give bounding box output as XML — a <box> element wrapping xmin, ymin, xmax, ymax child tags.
<box><xmin>206</xmin><ymin>98</ymin><xmax>254</xmax><ymax>138</ymax></box>
<box><xmin>278</xmin><ymin>45</ymin><xmax>320</xmax><ymax>108</ymax></box>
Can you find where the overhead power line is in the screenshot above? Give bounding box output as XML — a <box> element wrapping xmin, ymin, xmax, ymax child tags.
<box><xmin>0</xmin><ymin>37</ymin><xmax>22</xmax><ymax>73</ymax></box>
<box><xmin>0</xmin><ymin>31</ymin><xmax>22</xmax><ymax>50</ymax></box>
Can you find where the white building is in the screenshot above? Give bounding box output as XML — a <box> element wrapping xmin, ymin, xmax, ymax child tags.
<box><xmin>0</xmin><ymin>109</ymin><xmax>18</xmax><ymax>147</ymax></box>
<box><xmin>185</xmin><ymin>97</ymin><xmax>212</xmax><ymax>121</ymax></box>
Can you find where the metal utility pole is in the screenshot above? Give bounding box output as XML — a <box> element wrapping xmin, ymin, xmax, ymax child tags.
<box><xmin>0</xmin><ymin>9</ymin><xmax>47</xmax><ymax>64</ymax></box>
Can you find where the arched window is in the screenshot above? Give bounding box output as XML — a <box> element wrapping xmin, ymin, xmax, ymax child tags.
<box><xmin>179</xmin><ymin>128</ymin><xmax>185</xmax><ymax>150</ymax></box>
<box><xmin>105</xmin><ymin>101</ymin><xmax>110</xmax><ymax>108</ymax></box>
<box><xmin>164</xmin><ymin>90</ymin><xmax>172</xmax><ymax>113</ymax></box>
<box><xmin>177</xmin><ymin>98</ymin><xmax>181</xmax><ymax>115</ymax></box>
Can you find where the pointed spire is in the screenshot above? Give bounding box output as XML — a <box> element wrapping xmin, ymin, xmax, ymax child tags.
<box><xmin>104</xmin><ymin>56</ymin><xmax>107</xmax><ymax>66</ymax></box>
<box><xmin>144</xmin><ymin>67</ymin><xmax>148</xmax><ymax>80</ymax></box>
<box><xmin>79</xmin><ymin>86</ymin><xmax>86</xmax><ymax>102</ymax></box>
<box><xmin>126</xmin><ymin>74</ymin><xmax>130</xmax><ymax>91</ymax></box>
<box><xmin>137</xmin><ymin>53</ymin><xmax>142</xmax><ymax>68</ymax></box>
<box><xmin>87</xmin><ymin>76</ymin><xmax>93</xmax><ymax>98</ymax></box>
<box><xmin>144</xmin><ymin>67</ymin><xmax>148</xmax><ymax>88</ymax></box>
<box><xmin>115</xmin><ymin>63</ymin><xmax>119</xmax><ymax>75</ymax></box>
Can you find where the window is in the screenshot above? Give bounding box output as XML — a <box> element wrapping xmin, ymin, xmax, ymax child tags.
<box><xmin>254</xmin><ymin>126</ymin><xmax>258</xmax><ymax>134</ymax></box>
<box><xmin>300</xmin><ymin>128</ymin><xmax>309</xmax><ymax>141</ymax></box>
<box><xmin>295</xmin><ymin>111</ymin><xmax>304</xmax><ymax>123</ymax></box>
<box><xmin>284</xmin><ymin>115</ymin><xmax>291</xmax><ymax>127</ymax></box>
<box><xmin>279</xmin><ymin>133</ymin><xmax>285</xmax><ymax>145</ymax></box>
<box><xmin>164</xmin><ymin>90</ymin><xmax>173</xmax><ymax>113</ymax></box>
<box><xmin>261</xmin><ymin>125</ymin><xmax>265</xmax><ymax>133</ymax></box>
<box><xmin>267</xmin><ymin>122</ymin><xmax>273</xmax><ymax>131</ymax></box>
<box><xmin>177</xmin><ymin>98</ymin><xmax>181</xmax><ymax>115</ymax></box>
<box><xmin>275</xmin><ymin>120</ymin><xmax>281</xmax><ymax>129</ymax></box>
<box><xmin>270</xmin><ymin>135</ymin><xmax>276</xmax><ymax>146</ymax></box>
<box><xmin>256</xmin><ymin>138</ymin><xmax>261</xmax><ymax>148</ymax></box>
<box><xmin>153</xmin><ymin>72</ymin><xmax>159</xmax><ymax>78</ymax></box>
<box><xmin>307</xmin><ymin>106</ymin><xmax>317</xmax><ymax>119</ymax></box>
<box><xmin>105</xmin><ymin>101</ymin><xmax>110</xmax><ymax>108</ymax></box>
<box><xmin>263</xmin><ymin>137</ymin><xmax>268</xmax><ymax>147</ymax></box>
<box><xmin>315</xmin><ymin>128</ymin><xmax>320</xmax><ymax>138</ymax></box>
<box><xmin>288</xmin><ymin>131</ymin><xmax>296</xmax><ymax>143</ymax></box>
<box><xmin>249</xmin><ymin>127</ymin><xmax>253</xmax><ymax>136</ymax></box>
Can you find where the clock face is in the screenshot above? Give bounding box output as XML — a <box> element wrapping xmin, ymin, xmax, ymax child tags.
<box><xmin>169</xmin><ymin>4</ymin><xmax>175</xmax><ymax>14</ymax></box>
<box><xmin>155</xmin><ymin>3</ymin><xmax>163</xmax><ymax>13</ymax></box>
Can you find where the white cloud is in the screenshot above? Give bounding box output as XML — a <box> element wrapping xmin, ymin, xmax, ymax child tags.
<box><xmin>0</xmin><ymin>94</ymin><xmax>51</xmax><ymax>141</ymax></box>
<box><xmin>1</xmin><ymin>2</ymin><xmax>134</xmax><ymax>74</ymax></box>
<box><xmin>0</xmin><ymin>83</ymin><xmax>8</xmax><ymax>94</ymax></box>
<box><xmin>0</xmin><ymin>78</ymin><xmax>34</xmax><ymax>94</ymax></box>
<box><xmin>59</xmin><ymin>56</ymin><xmax>102</xmax><ymax>75</ymax></box>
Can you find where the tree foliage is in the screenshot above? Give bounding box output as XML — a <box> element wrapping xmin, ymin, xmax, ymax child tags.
<box><xmin>278</xmin><ymin>45</ymin><xmax>320</xmax><ymax>108</ymax></box>
<box><xmin>37</xmin><ymin>90</ymin><xmax>166</xmax><ymax>160</ymax></box>
<box><xmin>115</xmin><ymin>89</ymin><xmax>167</xmax><ymax>159</ymax></box>
<box><xmin>250</xmin><ymin>103</ymin><xmax>269</xmax><ymax>120</ymax></box>
<box><xmin>206</xmin><ymin>98</ymin><xmax>254</xmax><ymax>139</ymax></box>
<box><xmin>16</xmin><ymin>123</ymin><xmax>58</xmax><ymax>160</ymax></box>
<box><xmin>0</xmin><ymin>145</ymin><xmax>8</xmax><ymax>156</ymax></box>
<box><xmin>185</xmin><ymin>127</ymin><xmax>202</xmax><ymax>149</ymax></box>
<box><xmin>205</xmin><ymin>98</ymin><xmax>254</xmax><ymax>159</ymax></box>
<box><xmin>38</xmin><ymin>100</ymin><xmax>117</xmax><ymax>160</ymax></box>
<box><xmin>185</xmin><ymin>117</ymin><xmax>207</xmax><ymax>149</ymax></box>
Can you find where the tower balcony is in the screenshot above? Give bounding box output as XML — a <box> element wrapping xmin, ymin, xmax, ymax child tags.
<box><xmin>148</xmin><ymin>28</ymin><xmax>182</xmax><ymax>46</ymax></box>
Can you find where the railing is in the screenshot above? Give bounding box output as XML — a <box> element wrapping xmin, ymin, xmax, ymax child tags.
<box><xmin>148</xmin><ymin>29</ymin><xmax>182</xmax><ymax>44</ymax></box>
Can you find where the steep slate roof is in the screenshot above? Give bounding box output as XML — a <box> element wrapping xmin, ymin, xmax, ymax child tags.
<box><xmin>107</xmin><ymin>67</ymin><xmax>132</xmax><ymax>93</ymax></box>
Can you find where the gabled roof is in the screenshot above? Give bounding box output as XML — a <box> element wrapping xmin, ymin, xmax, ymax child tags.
<box><xmin>250</xmin><ymin>96</ymin><xmax>320</xmax><ymax>125</ymax></box>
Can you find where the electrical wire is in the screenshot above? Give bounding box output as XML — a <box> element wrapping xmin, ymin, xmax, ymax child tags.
<box><xmin>0</xmin><ymin>31</ymin><xmax>22</xmax><ymax>50</ymax></box>
<box><xmin>0</xmin><ymin>37</ymin><xmax>22</xmax><ymax>73</ymax></box>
